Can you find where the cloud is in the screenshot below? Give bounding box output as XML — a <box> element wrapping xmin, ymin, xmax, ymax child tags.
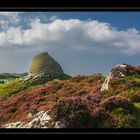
<box><xmin>49</xmin><ymin>15</ymin><xmax>58</xmax><ymax>21</ymax></box>
<box><xmin>0</xmin><ymin>17</ymin><xmax>140</xmax><ymax>55</ymax></box>
<box><xmin>0</xmin><ymin>12</ymin><xmax>22</xmax><ymax>30</ymax></box>
<box><xmin>0</xmin><ymin>12</ymin><xmax>21</xmax><ymax>22</ymax></box>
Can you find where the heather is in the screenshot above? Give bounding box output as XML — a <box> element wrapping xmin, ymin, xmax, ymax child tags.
<box><xmin>1</xmin><ymin>53</ymin><xmax>140</xmax><ymax>128</ymax></box>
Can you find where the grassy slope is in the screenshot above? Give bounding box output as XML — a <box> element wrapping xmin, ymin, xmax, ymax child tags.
<box><xmin>1</xmin><ymin>74</ymin><xmax>140</xmax><ymax>128</ymax></box>
<box><xmin>0</xmin><ymin>73</ymin><xmax>71</xmax><ymax>99</ymax></box>
<box><xmin>0</xmin><ymin>79</ymin><xmax>26</xmax><ymax>99</ymax></box>
<box><xmin>0</xmin><ymin>74</ymin><xmax>104</xmax><ymax>127</ymax></box>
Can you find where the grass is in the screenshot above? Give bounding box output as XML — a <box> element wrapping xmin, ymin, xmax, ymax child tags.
<box><xmin>120</xmin><ymin>90</ymin><xmax>140</xmax><ymax>102</ymax></box>
<box><xmin>0</xmin><ymin>79</ymin><xmax>26</xmax><ymax>99</ymax></box>
<box><xmin>127</xmin><ymin>75</ymin><xmax>140</xmax><ymax>81</ymax></box>
<box><xmin>132</xmin><ymin>102</ymin><xmax>140</xmax><ymax>128</ymax></box>
<box><xmin>108</xmin><ymin>107</ymin><xmax>135</xmax><ymax>128</ymax></box>
<box><xmin>101</xmin><ymin>76</ymin><xmax>106</xmax><ymax>81</ymax></box>
<box><xmin>0</xmin><ymin>72</ymin><xmax>71</xmax><ymax>100</ymax></box>
<box><xmin>100</xmin><ymin>75</ymin><xmax>140</xmax><ymax>128</ymax></box>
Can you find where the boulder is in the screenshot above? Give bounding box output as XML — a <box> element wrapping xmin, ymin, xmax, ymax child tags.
<box><xmin>29</xmin><ymin>52</ymin><xmax>63</xmax><ymax>77</ymax></box>
<box><xmin>23</xmin><ymin>52</ymin><xmax>65</xmax><ymax>85</ymax></box>
<box><xmin>101</xmin><ymin>64</ymin><xmax>140</xmax><ymax>91</ymax></box>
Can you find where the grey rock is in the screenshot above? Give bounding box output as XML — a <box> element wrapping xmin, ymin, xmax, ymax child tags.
<box><xmin>23</xmin><ymin>52</ymin><xmax>64</xmax><ymax>85</ymax></box>
<box><xmin>101</xmin><ymin>64</ymin><xmax>140</xmax><ymax>91</ymax></box>
<box><xmin>2</xmin><ymin>110</ymin><xmax>66</xmax><ymax>128</ymax></box>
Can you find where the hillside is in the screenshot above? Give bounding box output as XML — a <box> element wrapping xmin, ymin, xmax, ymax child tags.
<box><xmin>1</xmin><ymin>53</ymin><xmax>140</xmax><ymax>128</ymax></box>
<box><xmin>1</xmin><ymin>73</ymin><xmax>140</xmax><ymax>128</ymax></box>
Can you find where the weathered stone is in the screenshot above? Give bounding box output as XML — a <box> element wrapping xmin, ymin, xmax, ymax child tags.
<box><xmin>23</xmin><ymin>52</ymin><xmax>66</xmax><ymax>85</ymax></box>
<box><xmin>29</xmin><ymin>52</ymin><xmax>63</xmax><ymax>77</ymax></box>
<box><xmin>2</xmin><ymin>122</ymin><xmax>24</xmax><ymax>128</ymax></box>
<box><xmin>101</xmin><ymin>64</ymin><xmax>140</xmax><ymax>91</ymax></box>
<box><xmin>2</xmin><ymin>110</ymin><xmax>67</xmax><ymax>128</ymax></box>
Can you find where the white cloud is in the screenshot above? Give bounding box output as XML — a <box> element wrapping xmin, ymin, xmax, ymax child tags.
<box><xmin>0</xmin><ymin>18</ymin><xmax>140</xmax><ymax>55</ymax></box>
<box><xmin>49</xmin><ymin>15</ymin><xmax>58</xmax><ymax>21</ymax></box>
<box><xmin>0</xmin><ymin>12</ymin><xmax>22</xmax><ymax>30</ymax></box>
<box><xmin>0</xmin><ymin>20</ymin><xmax>9</xmax><ymax>29</ymax></box>
<box><xmin>0</xmin><ymin>12</ymin><xmax>21</xmax><ymax>22</ymax></box>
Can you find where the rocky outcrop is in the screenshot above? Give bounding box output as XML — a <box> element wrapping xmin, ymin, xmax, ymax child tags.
<box><xmin>2</xmin><ymin>110</ymin><xmax>65</xmax><ymax>128</ymax></box>
<box><xmin>109</xmin><ymin>64</ymin><xmax>140</xmax><ymax>78</ymax></box>
<box><xmin>29</xmin><ymin>52</ymin><xmax>63</xmax><ymax>77</ymax></box>
<box><xmin>101</xmin><ymin>64</ymin><xmax>140</xmax><ymax>91</ymax></box>
<box><xmin>23</xmin><ymin>52</ymin><xmax>66</xmax><ymax>85</ymax></box>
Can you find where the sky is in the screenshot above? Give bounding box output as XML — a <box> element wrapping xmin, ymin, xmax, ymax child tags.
<box><xmin>0</xmin><ymin>12</ymin><xmax>140</xmax><ymax>76</ymax></box>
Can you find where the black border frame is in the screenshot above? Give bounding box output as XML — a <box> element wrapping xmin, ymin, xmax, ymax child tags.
<box><xmin>1</xmin><ymin>128</ymin><xmax>140</xmax><ymax>134</ymax></box>
<box><xmin>0</xmin><ymin>0</ymin><xmax>140</xmax><ymax>134</ymax></box>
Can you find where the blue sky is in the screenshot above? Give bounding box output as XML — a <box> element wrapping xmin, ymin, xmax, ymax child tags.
<box><xmin>0</xmin><ymin>12</ymin><xmax>140</xmax><ymax>76</ymax></box>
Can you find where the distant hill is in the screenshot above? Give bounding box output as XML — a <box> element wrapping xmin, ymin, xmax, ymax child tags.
<box><xmin>0</xmin><ymin>73</ymin><xmax>27</xmax><ymax>79</ymax></box>
<box><xmin>0</xmin><ymin>73</ymin><xmax>28</xmax><ymax>84</ymax></box>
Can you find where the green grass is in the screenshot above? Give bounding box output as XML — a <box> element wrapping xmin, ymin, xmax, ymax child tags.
<box><xmin>0</xmin><ymin>79</ymin><xmax>26</xmax><ymax>99</ymax></box>
<box><xmin>127</xmin><ymin>75</ymin><xmax>140</xmax><ymax>81</ymax></box>
<box><xmin>132</xmin><ymin>102</ymin><xmax>140</xmax><ymax>128</ymax></box>
<box><xmin>0</xmin><ymin>73</ymin><xmax>71</xmax><ymax>99</ymax></box>
<box><xmin>120</xmin><ymin>90</ymin><xmax>140</xmax><ymax>102</ymax></box>
<box><xmin>101</xmin><ymin>76</ymin><xmax>106</xmax><ymax>81</ymax></box>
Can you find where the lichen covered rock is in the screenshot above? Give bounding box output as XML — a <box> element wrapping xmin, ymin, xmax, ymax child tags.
<box><xmin>29</xmin><ymin>52</ymin><xmax>63</xmax><ymax>77</ymax></box>
<box><xmin>23</xmin><ymin>52</ymin><xmax>67</xmax><ymax>85</ymax></box>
